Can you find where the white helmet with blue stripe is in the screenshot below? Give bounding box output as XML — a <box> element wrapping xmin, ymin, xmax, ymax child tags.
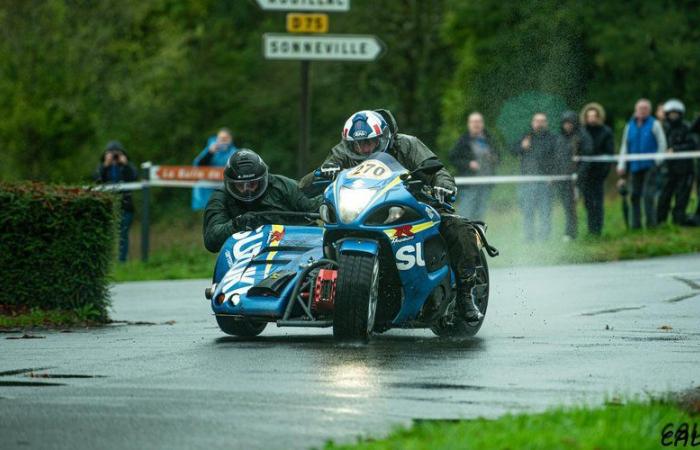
<box><xmin>342</xmin><ymin>110</ymin><xmax>391</xmax><ymax>156</ymax></box>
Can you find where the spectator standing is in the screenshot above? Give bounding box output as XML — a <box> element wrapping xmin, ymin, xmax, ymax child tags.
<box><xmin>512</xmin><ymin>112</ymin><xmax>557</xmax><ymax>242</ymax></box>
<box><xmin>553</xmin><ymin>111</ymin><xmax>592</xmax><ymax>240</ymax></box>
<box><xmin>655</xmin><ymin>102</ymin><xmax>666</xmax><ymax>122</ymax></box>
<box><xmin>657</xmin><ymin>99</ymin><xmax>697</xmax><ymax>225</ymax></box>
<box><xmin>617</xmin><ymin>99</ymin><xmax>667</xmax><ymax>229</ymax></box>
<box><xmin>691</xmin><ymin>116</ymin><xmax>700</xmax><ymax>225</ymax></box>
<box><xmin>192</xmin><ymin>128</ymin><xmax>237</xmax><ymax>211</ymax></box>
<box><xmin>94</xmin><ymin>141</ymin><xmax>138</xmax><ymax>263</ymax></box>
<box><xmin>579</xmin><ymin>102</ymin><xmax>614</xmax><ymax>236</ymax></box>
<box><xmin>448</xmin><ymin>112</ymin><xmax>500</xmax><ymax>220</ymax></box>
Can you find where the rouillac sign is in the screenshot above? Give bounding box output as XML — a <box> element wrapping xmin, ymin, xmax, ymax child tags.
<box><xmin>151</xmin><ymin>165</ymin><xmax>223</xmax><ymax>182</ymax></box>
<box><xmin>263</xmin><ymin>33</ymin><xmax>384</xmax><ymax>61</ymax></box>
<box><xmin>255</xmin><ymin>0</ymin><xmax>350</xmax><ymax>12</ymax></box>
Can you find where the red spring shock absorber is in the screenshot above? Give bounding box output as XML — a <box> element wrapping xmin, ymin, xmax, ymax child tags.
<box><xmin>312</xmin><ymin>269</ymin><xmax>337</xmax><ymax>313</ymax></box>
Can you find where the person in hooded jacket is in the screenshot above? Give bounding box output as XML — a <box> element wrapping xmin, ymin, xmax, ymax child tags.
<box><xmin>691</xmin><ymin>116</ymin><xmax>700</xmax><ymax>225</ymax></box>
<box><xmin>203</xmin><ymin>149</ymin><xmax>322</xmax><ymax>253</ymax></box>
<box><xmin>553</xmin><ymin>111</ymin><xmax>593</xmax><ymax>240</ymax></box>
<box><xmin>94</xmin><ymin>140</ymin><xmax>139</xmax><ymax>262</ymax></box>
<box><xmin>299</xmin><ymin>109</ymin><xmax>484</xmax><ymax>322</ymax></box>
<box><xmin>192</xmin><ymin>128</ymin><xmax>238</xmax><ymax>211</ymax></box>
<box><xmin>578</xmin><ymin>103</ymin><xmax>614</xmax><ymax>236</ymax></box>
<box><xmin>657</xmin><ymin>99</ymin><xmax>698</xmax><ymax>226</ymax></box>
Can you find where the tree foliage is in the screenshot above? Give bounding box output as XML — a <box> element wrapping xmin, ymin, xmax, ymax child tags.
<box><xmin>0</xmin><ymin>0</ymin><xmax>697</xmax><ymax>182</ymax></box>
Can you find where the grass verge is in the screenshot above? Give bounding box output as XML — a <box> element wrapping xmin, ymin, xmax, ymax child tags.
<box><xmin>0</xmin><ymin>304</ymin><xmax>106</xmax><ymax>329</ymax></box>
<box><xmin>324</xmin><ymin>396</ymin><xmax>699</xmax><ymax>450</ymax></box>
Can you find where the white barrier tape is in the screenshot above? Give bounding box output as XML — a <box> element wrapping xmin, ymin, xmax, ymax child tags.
<box><xmin>575</xmin><ymin>150</ymin><xmax>700</xmax><ymax>162</ymax></box>
<box><xmin>149</xmin><ymin>180</ymin><xmax>222</xmax><ymax>188</ymax></box>
<box><xmin>90</xmin><ymin>182</ymin><xmax>145</xmax><ymax>192</ymax></box>
<box><xmin>90</xmin><ymin>180</ymin><xmax>223</xmax><ymax>192</ymax></box>
<box><xmin>455</xmin><ymin>174</ymin><xmax>575</xmax><ymax>185</ymax></box>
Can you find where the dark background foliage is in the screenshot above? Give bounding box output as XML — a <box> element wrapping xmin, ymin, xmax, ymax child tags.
<box><xmin>0</xmin><ymin>0</ymin><xmax>698</xmax><ymax>182</ymax></box>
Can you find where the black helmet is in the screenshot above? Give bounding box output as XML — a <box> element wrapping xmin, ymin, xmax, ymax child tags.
<box><xmin>224</xmin><ymin>149</ymin><xmax>269</xmax><ymax>203</ymax></box>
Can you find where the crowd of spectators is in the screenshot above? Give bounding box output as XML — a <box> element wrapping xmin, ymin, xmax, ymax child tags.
<box><xmin>450</xmin><ymin>98</ymin><xmax>700</xmax><ymax>242</ymax></box>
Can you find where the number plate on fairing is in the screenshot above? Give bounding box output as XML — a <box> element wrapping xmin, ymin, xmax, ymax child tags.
<box><xmin>347</xmin><ymin>160</ymin><xmax>392</xmax><ymax>180</ymax></box>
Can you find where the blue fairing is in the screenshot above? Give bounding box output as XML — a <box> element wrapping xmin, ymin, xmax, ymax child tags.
<box><xmin>338</xmin><ymin>239</ymin><xmax>379</xmax><ymax>256</ymax></box>
<box><xmin>323</xmin><ymin>152</ymin><xmax>454</xmax><ymax>324</ymax></box>
<box><xmin>211</xmin><ymin>225</ymin><xmax>323</xmax><ymax>318</ymax></box>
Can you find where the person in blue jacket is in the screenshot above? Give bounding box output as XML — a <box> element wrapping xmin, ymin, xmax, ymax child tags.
<box><xmin>616</xmin><ymin>99</ymin><xmax>667</xmax><ymax>229</ymax></box>
<box><xmin>191</xmin><ymin>128</ymin><xmax>237</xmax><ymax>210</ymax></box>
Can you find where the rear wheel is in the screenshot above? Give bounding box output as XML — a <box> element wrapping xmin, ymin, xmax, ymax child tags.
<box><xmin>432</xmin><ymin>249</ymin><xmax>489</xmax><ymax>337</ymax></box>
<box><xmin>333</xmin><ymin>253</ymin><xmax>379</xmax><ymax>341</ymax></box>
<box><xmin>216</xmin><ymin>315</ymin><xmax>267</xmax><ymax>337</ymax></box>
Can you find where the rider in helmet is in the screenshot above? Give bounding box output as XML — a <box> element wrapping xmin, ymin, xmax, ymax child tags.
<box><xmin>299</xmin><ymin>109</ymin><xmax>484</xmax><ymax>321</ymax></box>
<box><xmin>657</xmin><ymin>99</ymin><xmax>697</xmax><ymax>226</ymax></box>
<box><xmin>203</xmin><ymin>149</ymin><xmax>322</xmax><ymax>252</ymax></box>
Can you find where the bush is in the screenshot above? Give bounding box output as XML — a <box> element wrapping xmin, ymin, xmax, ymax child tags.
<box><xmin>0</xmin><ymin>182</ymin><xmax>118</xmax><ymax>320</ymax></box>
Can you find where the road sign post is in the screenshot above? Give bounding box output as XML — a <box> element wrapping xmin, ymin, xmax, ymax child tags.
<box><xmin>299</xmin><ymin>60</ymin><xmax>310</xmax><ymax>178</ymax></box>
<box><xmin>257</xmin><ymin>0</ymin><xmax>385</xmax><ymax>178</ymax></box>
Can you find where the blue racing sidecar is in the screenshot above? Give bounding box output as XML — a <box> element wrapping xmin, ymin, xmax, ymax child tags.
<box><xmin>206</xmin><ymin>152</ymin><xmax>497</xmax><ymax>340</ymax></box>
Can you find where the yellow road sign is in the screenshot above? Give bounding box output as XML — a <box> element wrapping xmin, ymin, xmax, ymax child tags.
<box><xmin>286</xmin><ymin>13</ymin><xmax>329</xmax><ymax>34</ymax></box>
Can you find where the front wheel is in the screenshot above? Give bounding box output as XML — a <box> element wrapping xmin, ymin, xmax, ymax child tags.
<box><xmin>432</xmin><ymin>249</ymin><xmax>489</xmax><ymax>338</ymax></box>
<box><xmin>333</xmin><ymin>253</ymin><xmax>380</xmax><ymax>341</ymax></box>
<box><xmin>216</xmin><ymin>315</ymin><xmax>267</xmax><ymax>337</ymax></box>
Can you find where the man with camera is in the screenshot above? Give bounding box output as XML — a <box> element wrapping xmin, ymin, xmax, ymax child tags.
<box><xmin>94</xmin><ymin>140</ymin><xmax>138</xmax><ymax>262</ymax></box>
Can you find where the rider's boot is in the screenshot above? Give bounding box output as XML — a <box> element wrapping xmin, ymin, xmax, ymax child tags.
<box><xmin>457</xmin><ymin>271</ymin><xmax>484</xmax><ymax>322</ymax></box>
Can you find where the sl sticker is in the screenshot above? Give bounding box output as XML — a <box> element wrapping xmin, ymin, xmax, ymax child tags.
<box><xmin>395</xmin><ymin>243</ymin><xmax>425</xmax><ymax>271</ymax></box>
<box><xmin>347</xmin><ymin>160</ymin><xmax>392</xmax><ymax>180</ymax></box>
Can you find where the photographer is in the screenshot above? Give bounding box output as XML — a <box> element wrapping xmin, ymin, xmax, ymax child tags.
<box><xmin>94</xmin><ymin>140</ymin><xmax>138</xmax><ymax>262</ymax></box>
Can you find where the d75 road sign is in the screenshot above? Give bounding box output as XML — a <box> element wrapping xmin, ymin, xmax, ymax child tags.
<box><xmin>286</xmin><ymin>13</ymin><xmax>329</xmax><ymax>33</ymax></box>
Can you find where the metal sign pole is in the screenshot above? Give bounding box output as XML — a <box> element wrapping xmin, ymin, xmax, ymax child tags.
<box><xmin>298</xmin><ymin>60</ymin><xmax>311</xmax><ymax>178</ymax></box>
<box><xmin>140</xmin><ymin>162</ymin><xmax>151</xmax><ymax>262</ymax></box>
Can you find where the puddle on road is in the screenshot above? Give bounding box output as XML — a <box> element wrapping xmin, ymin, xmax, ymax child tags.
<box><xmin>673</xmin><ymin>276</ymin><xmax>700</xmax><ymax>290</ymax></box>
<box><xmin>388</xmin><ymin>382</ymin><xmax>485</xmax><ymax>391</ymax></box>
<box><xmin>0</xmin><ymin>367</ymin><xmax>105</xmax><ymax>386</ymax></box>
<box><xmin>619</xmin><ymin>335</ymin><xmax>687</xmax><ymax>342</ymax></box>
<box><xmin>0</xmin><ymin>368</ymin><xmax>53</xmax><ymax>377</ymax></box>
<box><xmin>580</xmin><ymin>306</ymin><xmax>645</xmax><ymax>316</ymax></box>
<box><xmin>0</xmin><ymin>381</ymin><xmax>65</xmax><ymax>387</ymax></box>
<box><xmin>5</xmin><ymin>334</ymin><xmax>45</xmax><ymax>340</ymax></box>
<box><xmin>108</xmin><ymin>320</ymin><xmax>176</xmax><ymax>326</ymax></box>
<box><xmin>665</xmin><ymin>293</ymin><xmax>700</xmax><ymax>303</ymax></box>
<box><xmin>25</xmin><ymin>373</ymin><xmax>106</xmax><ymax>379</ymax></box>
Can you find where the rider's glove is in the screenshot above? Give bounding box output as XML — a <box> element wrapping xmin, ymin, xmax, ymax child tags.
<box><xmin>318</xmin><ymin>162</ymin><xmax>341</xmax><ymax>180</ymax></box>
<box><xmin>433</xmin><ymin>186</ymin><xmax>457</xmax><ymax>204</ymax></box>
<box><xmin>233</xmin><ymin>212</ymin><xmax>259</xmax><ymax>231</ymax></box>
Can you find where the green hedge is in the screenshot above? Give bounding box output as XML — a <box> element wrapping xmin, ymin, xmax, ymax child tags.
<box><xmin>0</xmin><ymin>182</ymin><xmax>118</xmax><ymax>320</ymax></box>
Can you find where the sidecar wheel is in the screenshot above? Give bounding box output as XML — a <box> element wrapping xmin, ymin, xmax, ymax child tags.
<box><xmin>216</xmin><ymin>315</ymin><xmax>267</xmax><ymax>337</ymax></box>
<box><xmin>333</xmin><ymin>253</ymin><xmax>380</xmax><ymax>342</ymax></box>
<box><xmin>432</xmin><ymin>249</ymin><xmax>489</xmax><ymax>338</ymax></box>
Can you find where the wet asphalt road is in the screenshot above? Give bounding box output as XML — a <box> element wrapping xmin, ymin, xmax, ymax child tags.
<box><xmin>2</xmin><ymin>254</ymin><xmax>700</xmax><ymax>450</ymax></box>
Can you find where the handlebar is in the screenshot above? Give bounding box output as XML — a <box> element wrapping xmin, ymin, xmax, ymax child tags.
<box><xmin>406</xmin><ymin>180</ymin><xmax>456</xmax><ymax>213</ymax></box>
